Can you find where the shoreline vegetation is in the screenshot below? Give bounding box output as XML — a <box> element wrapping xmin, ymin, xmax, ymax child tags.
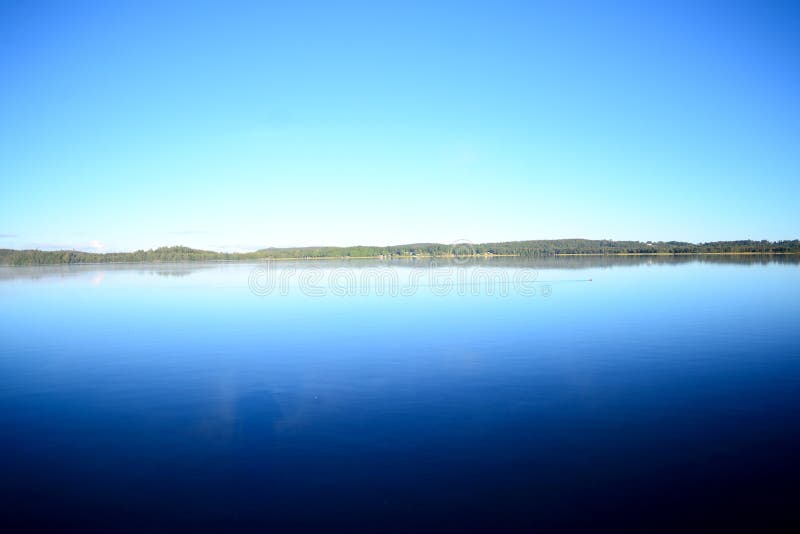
<box><xmin>1</xmin><ymin>239</ymin><xmax>799</xmax><ymax>266</ymax></box>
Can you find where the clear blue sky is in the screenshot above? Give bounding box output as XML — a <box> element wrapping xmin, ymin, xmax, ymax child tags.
<box><xmin>1</xmin><ymin>0</ymin><xmax>799</xmax><ymax>251</ymax></box>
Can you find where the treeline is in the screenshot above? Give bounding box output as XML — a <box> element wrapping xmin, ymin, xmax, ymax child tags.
<box><xmin>1</xmin><ymin>240</ymin><xmax>799</xmax><ymax>266</ymax></box>
<box><xmin>469</xmin><ymin>239</ymin><xmax>800</xmax><ymax>256</ymax></box>
<box><xmin>0</xmin><ymin>247</ymin><xmax>225</xmax><ymax>266</ymax></box>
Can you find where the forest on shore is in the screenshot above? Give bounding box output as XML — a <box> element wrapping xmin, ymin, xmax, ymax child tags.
<box><xmin>2</xmin><ymin>239</ymin><xmax>799</xmax><ymax>266</ymax></box>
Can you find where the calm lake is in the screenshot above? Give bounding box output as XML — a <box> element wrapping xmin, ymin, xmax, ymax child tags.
<box><xmin>1</xmin><ymin>256</ymin><xmax>799</xmax><ymax>530</ymax></box>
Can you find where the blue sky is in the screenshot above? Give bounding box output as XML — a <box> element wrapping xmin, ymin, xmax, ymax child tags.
<box><xmin>1</xmin><ymin>0</ymin><xmax>799</xmax><ymax>251</ymax></box>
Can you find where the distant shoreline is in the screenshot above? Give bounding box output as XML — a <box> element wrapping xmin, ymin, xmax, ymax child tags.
<box><xmin>2</xmin><ymin>240</ymin><xmax>799</xmax><ymax>266</ymax></box>
<box><xmin>552</xmin><ymin>252</ymin><xmax>800</xmax><ymax>256</ymax></box>
<box><xmin>2</xmin><ymin>252</ymin><xmax>800</xmax><ymax>267</ymax></box>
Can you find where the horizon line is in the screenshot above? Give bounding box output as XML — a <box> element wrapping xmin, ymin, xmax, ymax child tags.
<box><xmin>2</xmin><ymin>237</ymin><xmax>800</xmax><ymax>255</ymax></box>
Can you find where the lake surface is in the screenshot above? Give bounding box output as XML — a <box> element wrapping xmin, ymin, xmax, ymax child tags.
<box><xmin>1</xmin><ymin>256</ymin><xmax>799</xmax><ymax>531</ymax></box>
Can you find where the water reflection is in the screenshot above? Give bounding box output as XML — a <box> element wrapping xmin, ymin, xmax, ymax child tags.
<box><xmin>0</xmin><ymin>263</ymin><xmax>218</xmax><ymax>282</ymax></box>
<box><xmin>4</xmin><ymin>254</ymin><xmax>797</xmax><ymax>281</ymax></box>
<box><xmin>1</xmin><ymin>255</ymin><xmax>799</xmax><ymax>530</ymax></box>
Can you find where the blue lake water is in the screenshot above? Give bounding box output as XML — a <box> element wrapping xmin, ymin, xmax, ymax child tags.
<box><xmin>1</xmin><ymin>257</ymin><xmax>799</xmax><ymax>530</ymax></box>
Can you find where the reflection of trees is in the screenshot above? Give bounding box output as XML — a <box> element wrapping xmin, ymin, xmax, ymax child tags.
<box><xmin>1</xmin><ymin>255</ymin><xmax>797</xmax><ymax>283</ymax></box>
<box><xmin>152</xmin><ymin>270</ymin><xmax>196</xmax><ymax>278</ymax></box>
<box><xmin>453</xmin><ymin>254</ymin><xmax>800</xmax><ymax>270</ymax></box>
<box><xmin>281</xmin><ymin>255</ymin><xmax>800</xmax><ymax>271</ymax></box>
<box><xmin>0</xmin><ymin>263</ymin><xmax>213</xmax><ymax>282</ymax></box>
